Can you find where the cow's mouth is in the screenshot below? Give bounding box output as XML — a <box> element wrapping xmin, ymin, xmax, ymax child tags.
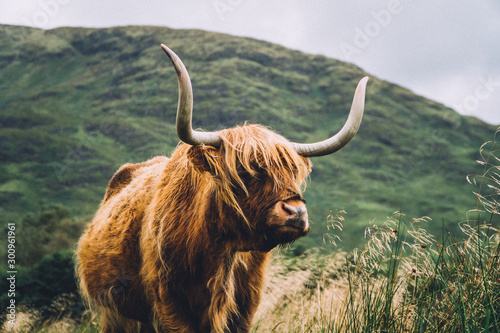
<box><xmin>284</xmin><ymin>218</ymin><xmax>308</xmax><ymax>232</ymax></box>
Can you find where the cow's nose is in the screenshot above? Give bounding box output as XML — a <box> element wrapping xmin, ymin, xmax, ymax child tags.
<box><xmin>280</xmin><ymin>201</ymin><xmax>309</xmax><ymax>232</ymax></box>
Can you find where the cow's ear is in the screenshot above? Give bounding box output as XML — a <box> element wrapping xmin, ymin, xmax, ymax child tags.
<box><xmin>187</xmin><ymin>145</ymin><xmax>220</xmax><ymax>175</ymax></box>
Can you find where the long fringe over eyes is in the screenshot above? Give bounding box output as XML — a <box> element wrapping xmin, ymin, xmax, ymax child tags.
<box><xmin>207</xmin><ymin>124</ymin><xmax>311</xmax><ymax>225</ymax></box>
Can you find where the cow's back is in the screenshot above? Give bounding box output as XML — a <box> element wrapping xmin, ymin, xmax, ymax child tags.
<box><xmin>76</xmin><ymin>156</ymin><xmax>169</xmax><ymax>322</ymax></box>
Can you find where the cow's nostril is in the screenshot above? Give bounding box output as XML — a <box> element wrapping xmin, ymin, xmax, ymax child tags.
<box><xmin>281</xmin><ymin>203</ymin><xmax>295</xmax><ymax>217</ymax></box>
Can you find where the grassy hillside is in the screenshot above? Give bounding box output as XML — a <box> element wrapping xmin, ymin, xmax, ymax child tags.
<box><xmin>0</xmin><ymin>24</ymin><xmax>497</xmax><ymax>250</ymax></box>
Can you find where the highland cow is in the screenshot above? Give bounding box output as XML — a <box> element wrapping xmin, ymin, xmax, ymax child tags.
<box><xmin>76</xmin><ymin>44</ymin><xmax>368</xmax><ymax>332</ymax></box>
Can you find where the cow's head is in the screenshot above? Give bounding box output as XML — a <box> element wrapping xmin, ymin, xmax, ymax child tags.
<box><xmin>161</xmin><ymin>44</ymin><xmax>368</xmax><ymax>252</ymax></box>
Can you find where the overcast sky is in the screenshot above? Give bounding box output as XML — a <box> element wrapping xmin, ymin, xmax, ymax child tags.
<box><xmin>2</xmin><ymin>0</ymin><xmax>499</xmax><ymax>124</ymax></box>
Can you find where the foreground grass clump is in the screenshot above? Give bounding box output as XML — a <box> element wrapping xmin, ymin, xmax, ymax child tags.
<box><xmin>252</xmin><ymin>214</ymin><xmax>499</xmax><ymax>332</ymax></box>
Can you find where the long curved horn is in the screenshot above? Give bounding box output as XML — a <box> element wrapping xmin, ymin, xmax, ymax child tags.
<box><xmin>291</xmin><ymin>77</ymin><xmax>368</xmax><ymax>157</ymax></box>
<box><xmin>161</xmin><ymin>44</ymin><xmax>222</xmax><ymax>147</ymax></box>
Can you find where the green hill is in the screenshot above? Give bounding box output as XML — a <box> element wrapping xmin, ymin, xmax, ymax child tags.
<box><xmin>0</xmin><ymin>24</ymin><xmax>497</xmax><ymax>249</ymax></box>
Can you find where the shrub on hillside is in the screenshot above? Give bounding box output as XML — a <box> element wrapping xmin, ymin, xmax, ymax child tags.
<box><xmin>0</xmin><ymin>250</ymin><xmax>84</xmax><ymax>325</ymax></box>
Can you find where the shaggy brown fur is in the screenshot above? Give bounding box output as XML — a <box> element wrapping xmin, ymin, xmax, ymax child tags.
<box><xmin>76</xmin><ymin>124</ymin><xmax>311</xmax><ymax>332</ymax></box>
